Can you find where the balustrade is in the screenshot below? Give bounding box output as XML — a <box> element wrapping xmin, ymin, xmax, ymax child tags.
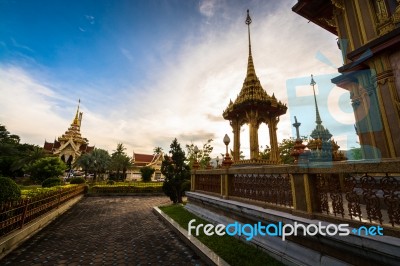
<box><xmin>191</xmin><ymin>159</ymin><xmax>400</xmax><ymax>230</ymax></box>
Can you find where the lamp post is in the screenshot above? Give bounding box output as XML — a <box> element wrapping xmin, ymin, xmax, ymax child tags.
<box><xmin>222</xmin><ymin>134</ymin><xmax>233</xmax><ymax>167</ymax></box>
<box><xmin>193</xmin><ymin>145</ymin><xmax>200</xmax><ymax>169</ymax></box>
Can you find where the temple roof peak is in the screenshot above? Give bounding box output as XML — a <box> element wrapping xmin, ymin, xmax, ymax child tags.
<box><xmin>72</xmin><ymin>99</ymin><xmax>81</xmax><ymax>126</ymax></box>
<box><xmin>245</xmin><ymin>9</ymin><xmax>256</xmax><ymax>80</ymax></box>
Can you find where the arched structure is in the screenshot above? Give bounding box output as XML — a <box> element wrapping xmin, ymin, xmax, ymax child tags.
<box><xmin>222</xmin><ymin>10</ymin><xmax>287</xmax><ymax>164</ymax></box>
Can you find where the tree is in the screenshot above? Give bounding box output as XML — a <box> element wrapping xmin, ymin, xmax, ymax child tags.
<box><xmin>153</xmin><ymin>146</ymin><xmax>163</xmax><ymax>154</ymax></box>
<box><xmin>110</xmin><ymin>143</ymin><xmax>132</xmax><ymax>181</ymax></box>
<box><xmin>74</xmin><ymin>148</ymin><xmax>111</xmax><ymax>182</ymax></box>
<box><xmin>161</xmin><ymin>138</ymin><xmax>191</xmax><ymax>203</ymax></box>
<box><xmin>140</xmin><ymin>166</ymin><xmax>155</xmax><ymax>182</ymax></box>
<box><xmin>74</xmin><ymin>153</ymin><xmax>92</xmax><ymax>176</ymax></box>
<box><xmin>91</xmin><ymin>148</ymin><xmax>111</xmax><ymax>181</ymax></box>
<box><xmin>186</xmin><ymin>139</ymin><xmax>213</xmax><ymax>169</ymax></box>
<box><xmin>348</xmin><ymin>147</ymin><xmax>362</xmax><ymax>160</ymax></box>
<box><xmin>26</xmin><ymin>157</ymin><xmax>67</xmax><ymax>183</ymax></box>
<box><xmin>0</xmin><ymin>124</ymin><xmax>44</xmax><ymax>177</ymax></box>
<box><xmin>260</xmin><ymin>137</ymin><xmax>308</xmax><ymax>164</ymax></box>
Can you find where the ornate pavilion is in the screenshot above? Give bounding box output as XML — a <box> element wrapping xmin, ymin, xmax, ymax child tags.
<box><xmin>223</xmin><ymin>10</ymin><xmax>287</xmax><ymax>164</ymax></box>
<box><xmin>43</xmin><ymin>100</ymin><xmax>94</xmax><ymax>168</ymax></box>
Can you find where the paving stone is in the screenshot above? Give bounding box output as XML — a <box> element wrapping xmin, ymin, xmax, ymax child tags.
<box><xmin>1</xmin><ymin>196</ymin><xmax>205</xmax><ymax>265</ymax></box>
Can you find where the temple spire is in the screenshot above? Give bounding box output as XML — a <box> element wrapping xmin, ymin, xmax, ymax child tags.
<box><xmin>310</xmin><ymin>75</ymin><xmax>322</xmax><ymax>125</ymax></box>
<box><xmin>73</xmin><ymin>99</ymin><xmax>81</xmax><ymax>126</ymax></box>
<box><xmin>245</xmin><ymin>9</ymin><xmax>256</xmax><ymax>79</ymax></box>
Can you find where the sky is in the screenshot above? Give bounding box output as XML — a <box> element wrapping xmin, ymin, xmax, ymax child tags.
<box><xmin>0</xmin><ymin>0</ymin><xmax>358</xmax><ymax>158</ymax></box>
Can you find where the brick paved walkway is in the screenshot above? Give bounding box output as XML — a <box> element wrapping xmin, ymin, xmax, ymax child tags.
<box><xmin>1</xmin><ymin>196</ymin><xmax>204</xmax><ymax>265</ymax></box>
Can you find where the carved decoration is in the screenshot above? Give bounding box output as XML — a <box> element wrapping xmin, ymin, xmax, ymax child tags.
<box><xmin>316</xmin><ymin>174</ymin><xmax>330</xmax><ymax>214</ymax></box>
<box><xmin>230</xmin><ymin>173</ymin><xmax>292</xmax><ymax>207</ymax></box>
<box><xmin>344</xmin><ymin>175</ymin><xmax>362</xmax><ymax>221</ymax></box>
<box><xmin>195</xmin><ymin>174</ymin><xmax>221</xmax><ymax>194</ymax></box>
<box><xmin>361</xmin><ymin>174</ymin><xmax>383</xmax><ymax>224</ymax></box>
<box><xmin>382</xmin><ymin>174</ymin><xmax>400</xmax><ymax>226</ymax></box>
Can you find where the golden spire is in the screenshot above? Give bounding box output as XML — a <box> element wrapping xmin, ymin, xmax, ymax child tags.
<box><xmin>245</xmin><ymin>9</ymin><xmax>256</xmax><ymax>80</ymax></box>
<box><xmin>72</xmin><ymin>99</ymin><xmax>80</xmax><ymax>126</ymax></box>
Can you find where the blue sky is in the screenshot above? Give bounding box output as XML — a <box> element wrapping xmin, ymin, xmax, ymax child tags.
<box><xmin>0</xmin><ymin>0</ymin><xmax>358</xmax><ymax>157</ymax></box>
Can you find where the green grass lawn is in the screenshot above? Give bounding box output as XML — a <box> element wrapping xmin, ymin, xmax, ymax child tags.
<box><xmin>159</xmin><ymin>204</ymin><xmax>284</xmax><ymax>266</ymax></box>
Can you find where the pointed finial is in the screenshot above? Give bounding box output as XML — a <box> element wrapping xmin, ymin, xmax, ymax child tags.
<box><xmin>310</xmin><ymin>74</ymin><xmax>316</xmax><ymax>86</ymax></box>
<box><xmin>245</xmin><ymin>9</ymin><xmax>255</xmax><ymax>78</ymax></box>
<box><xmin>310</xmin><ymin>74</ymin><xmax>322</xmax><ymax>125</ymax></box>
<box><xmin>73</xmin><ymin>99</ymin><xmax>81</xmax><ymax>125</ymax></box>
<box><xmin>245</xmin><ymin>9</ymin><xmax>252</xmax><ymax>25</ymax></box>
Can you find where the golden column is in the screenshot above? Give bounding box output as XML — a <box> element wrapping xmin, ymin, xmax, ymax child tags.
<box><xmin>268</xmin><ymin>117</ymin><xmax>280</xmax><ymax>163</ymax></box>
<box><xmin>247</xmin><ymin>110</ymin><xmax>260</xmax><ymax>159</ymax></box>
<box><xmin>230</xmin><ymin>119</ymin><xmax>241</xmax><ymax>162</ymax></box>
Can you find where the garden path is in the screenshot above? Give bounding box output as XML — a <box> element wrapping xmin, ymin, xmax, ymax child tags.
<box><xmin>1</xmin><ymin>196</ymin><xmax>204</xmax><ymax>265</ymax></box>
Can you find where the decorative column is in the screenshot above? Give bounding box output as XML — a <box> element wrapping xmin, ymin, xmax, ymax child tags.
<box><xmin>230</xmin><ymin>119</ymin><xmax>241</xmax><ymax>162</ymax></box>
<box><xmin>268</xmin><ymin>117</ymin><xmax>280</xmax><ymax>163</ymax></box>
<box><xmin>247</xmin><ymin>110</ymin><xmax>260</xmax><ymax>159</ymax></box>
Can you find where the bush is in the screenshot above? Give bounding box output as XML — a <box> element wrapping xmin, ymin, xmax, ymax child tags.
<box><xmin>0</xmin><ymin>177</ymin><xmax>21</xmax><ymax>202</ymax></box>
<box><xmin>27</xmin><ymin>157</ymin><xmax>66</xmax><ymax>183</ymax></box>
<box><xmin>42</xmin><ymin>177</ymin><xmax>62</xmax><ymax>188</ymax></box>
<box><xmin>107</xmin><ymin>180</ymin><xmax>115</xmax><ymax>185</ymax></box>
<box><xmin>140</xmin><ymin>166</ymin><xmax>155</xmax><ymax>182</ymax></box>
<box><xmin>69</xmin><ymin>177</ymin><xmax>85</xmax><ymax>184</ymax></box>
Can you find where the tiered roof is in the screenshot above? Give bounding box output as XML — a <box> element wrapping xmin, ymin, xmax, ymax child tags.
<box><xmin>223</xmin><ymin>10</ymin><xmax>287</xmax><ymax>122</ymax></box>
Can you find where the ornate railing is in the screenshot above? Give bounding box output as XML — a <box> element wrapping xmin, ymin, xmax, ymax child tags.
<box><xmin>0</xmin><ymin>185</ymin><xmax>86</xmax><ymax>238</ymax></box>
<box><xmin>191</xmin><ymin>159</ymin><xmax>400</xmax><ymax>231</ymax></box>
<box><xmin>230</xmin><ymin>173</ymin><xmax>293</xmax><ymax>207</ymax></box>
<box><xmin>316</xmin><ymin>173</ymin><xmax>400</xmax><ymax>227</ymax></box>
<box><xmin>194</xmin><ymin>174</ymin><xmax>221</xmax><ymax>194</ymax></box>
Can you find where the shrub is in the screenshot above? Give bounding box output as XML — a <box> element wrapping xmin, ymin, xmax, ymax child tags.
<box><xmin>69</xmin><ymin>177</ymin><xmax>85</xmax><ymax>184</ymax></box>
<box><xmin>0</xmin><ymin>177</ymin><xmax>21</xmax><ymax>202</ymax></box>
<box><xmin>140</xmin><ymin>166</ymin><xmax>155</xmax><ymax>182</ymax></box>
<box><xmin>26</xmin><ymin>157</ymin><xmax>67</xmax><ymax>183</ymax></box>
<box><xmin>107</xmin><ymin>180</ymin><xmax>115</xmax><ymax>185</ymax></box>
<box><xmin>42</xmin><ymin>177</ymin><xmax>62</xmax><ymax>188</ymax></box>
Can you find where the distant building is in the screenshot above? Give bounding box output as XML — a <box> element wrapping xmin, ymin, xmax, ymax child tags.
<box><xmin>293</xmin><ymin>0</ymin><xmax>400</xmax><ymax>159</ymax></box>
<box><xmin>126</xmin><ymin>152</ymin><xmax>164</xmax><ymax>181</ymax></box>
<box><xmin>44</xmin><ymin>101</ymin><xmax>94</xmax><ymax>168</ymax></box>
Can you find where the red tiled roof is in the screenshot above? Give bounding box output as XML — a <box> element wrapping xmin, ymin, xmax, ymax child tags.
<box><xmin>43</xmin><ymin>141</ymin><xmax>53</xmax><ymax>151</ymax></box>
<box><xmin>54</xmin><ymin>140</ymin><xmax>61</xmax><ymax>149</ymax></box>
<box><xmin>133</xmin><ymin>153</ymin><xmax>159</xmax><ymax>167</ymax></box>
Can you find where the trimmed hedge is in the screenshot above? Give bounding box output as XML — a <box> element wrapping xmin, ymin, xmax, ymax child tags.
<box><xmin>91</xmin><ymin>185</ymin><xmax>162</xmax><ymax>194</ymax></box>
<box><xmin>42</xmin><ymin>177</ymin><xmax>62</xmax><ymax>188</ymax></box>
<box><xmin>0</xmin><ymin>177</ymin><xmax>21</xmax><ymax>202</ymax></box>
<box><xmin>69</xmin><ymin>177</ymin><xmax>85</xmax><ymax>184</ymax></box>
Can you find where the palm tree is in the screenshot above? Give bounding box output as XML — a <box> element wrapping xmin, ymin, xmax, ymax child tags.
<box><xmin>110</xmin><ymin>144</ymin><xmax>132</xmax><ymax>181</ymax></box>
<box><xmin>74</xmin><ymin>153</ymin><xmax>93</xmax><ymax>177</ymax></box>
<box><xmin>153</xmin><ymin>146</ymin><xmax>163</xmax><ymax>154</ymax></box>
<box><xmin>91</xmin><ymin>148</ymin><xmax>111</xmax><ymax>182</ymax></box>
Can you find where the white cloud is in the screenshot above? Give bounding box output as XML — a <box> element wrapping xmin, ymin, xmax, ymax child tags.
<box><xmin>0</xmin><ymin>2</ymin><xmax>356</xmax><ymax>159</ymax></box>
<box><xmin>199</xmin><ymin>0</ymin><xmax>217</xmax><ymax>17</ymax></box>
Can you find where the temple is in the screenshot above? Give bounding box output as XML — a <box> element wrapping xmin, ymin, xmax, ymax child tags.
<box><xmin>293</xmin><ymin>0</ymin><xmax>400</xmax><ymax>159</ymax></box>
<box><xmin>126</xmin><ymin>152</ymin><xmax>164</xmax><ymax>181</ymax></box>
<box><xmin>188</xmin><ymin>8</ymin><xmax>400</xmax><ymax>266</ymax></box>
<box><xmin>223</xmin><ymin>10</ymin><xmax>287</xmax><ymax>164</ymax></box>
<box><xmin>43</xmin><ymin>100</ymin><xmax>94</xmax><ymax>168</ymax></box>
